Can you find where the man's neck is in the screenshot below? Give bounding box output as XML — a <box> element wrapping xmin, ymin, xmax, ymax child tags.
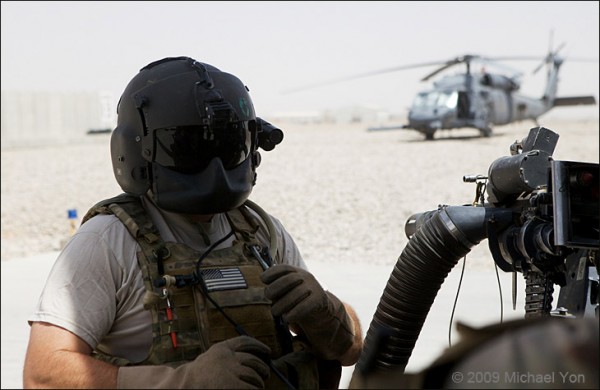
<box><xmin>186</xmin><ymin>214</ymin><xmax>215</xmax><ymax>223</ymax></box>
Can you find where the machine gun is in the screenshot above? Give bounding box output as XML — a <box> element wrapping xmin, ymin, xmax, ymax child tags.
<box><xmin>350</xmin><ymin>126</ymin><xmax>599</xmax><ymax>386</ymax></box>
<box><xmin>463</xmin><ymin>126</ymin><xmax>598</xmax><ymax>318</ymax></box>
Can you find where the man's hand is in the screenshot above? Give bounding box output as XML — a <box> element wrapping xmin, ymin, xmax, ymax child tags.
<box><xmin>118</xmin><ymin>336</ymin><xmax>271</xmax><ymax>389</ymax></box>
<box><xmin>260</xmin><ymin>264</ymin><xmax>330</xmax><ymax>322</ymax></box>
<box><xmin>261</xmin><ymin>265</ymin><xmax>357</xmax><ymax>362</ymax></box>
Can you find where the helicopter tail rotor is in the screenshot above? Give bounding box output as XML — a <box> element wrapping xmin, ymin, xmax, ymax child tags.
<box><xmin>533</xmin><ymin>30</ymin><xmax>566</xmax><ymax>74</ymax></box>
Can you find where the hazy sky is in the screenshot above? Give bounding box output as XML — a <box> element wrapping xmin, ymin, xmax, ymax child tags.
<box><xmin>2</xmin><ymin>1</ymin><xmax>599</xmax><ymax>119</ymax></box>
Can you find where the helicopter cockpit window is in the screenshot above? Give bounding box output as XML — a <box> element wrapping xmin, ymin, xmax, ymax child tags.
<box><xmin>412</xmin><ymin>93</ymin><xmax>428</xmax><ymax>108</ymax></box>
<box><xmin>441</xmin><ymin>91</ymin><xmax>458</xmax><ymax>108</ymax></box>
<box><xmin>412</xmin><ymin>91</ymin><xmax>457</xmax><ymax>109</ymax></box>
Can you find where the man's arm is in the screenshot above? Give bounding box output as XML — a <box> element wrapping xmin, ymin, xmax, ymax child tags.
<box><xmin>24</xmin><ymin>321</ymin><xmax>273</xmax><ymax>389</ymax></box>
<box><xmin>23</xmin><ymin>322</ymin><xmax>118</xmax><ymax>388</ymax></box>
<box><xmin>339</xmin><ymin>302</ymin><xmax>363</xmax><ymax>366</ymax></box>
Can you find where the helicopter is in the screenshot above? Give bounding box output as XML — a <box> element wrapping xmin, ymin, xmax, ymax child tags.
<box><xmin>283</xmin><ymin>47</ymin><xmax>597</xmax><ymax>140</ymax></box>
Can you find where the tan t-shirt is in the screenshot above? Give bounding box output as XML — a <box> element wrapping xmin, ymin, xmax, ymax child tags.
<box><xmin>28</xmin><ymin>195</ymin><xmax>307</xmax><ymax>363</ymax></box>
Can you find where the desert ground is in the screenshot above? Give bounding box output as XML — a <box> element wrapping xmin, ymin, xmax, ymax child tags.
<box><xmin>2</xmin><ymin>117</ymin><xmax>598</xmax><ymax>267</ymax></box>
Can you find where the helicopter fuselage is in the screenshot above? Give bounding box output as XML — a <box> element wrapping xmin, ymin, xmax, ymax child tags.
<box><xmin>405</xmin><ymin>73</ymin><xmax>553</xmax><ymax>139</ymax></box>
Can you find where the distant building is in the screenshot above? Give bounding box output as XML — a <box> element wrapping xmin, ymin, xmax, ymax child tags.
<box><xmin>323</xmin><ymin>105</ymin><xmax>392</xmax><ymax>124</ymax></box>
<box><xmin>267</xmin><ymin>110</ymin><xmax>325</xmax><ymax>124</ymax></box>
<box><xmin>268</xmin><ymin>105</ymin><xmax>395</xmax><ymax>125</ymax></box>
<box><xmin>1</xmin><ymin>90</ymin><xmax>117</xmax><ymax>149</ymax></box>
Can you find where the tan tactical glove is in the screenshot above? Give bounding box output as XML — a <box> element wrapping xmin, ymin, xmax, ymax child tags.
<box><xmin>117</xmin><ymin>335</ymin><xmax>271</xmax><ymax>389</ymax></box>
<box><xmin>260</xmin><ymin>264</ymin><xmax>354</xmax><ymax>361</ymax></box>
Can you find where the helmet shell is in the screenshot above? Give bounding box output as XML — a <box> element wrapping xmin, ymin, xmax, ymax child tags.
<box><xmin>110</xmin><ymin>57</ymin><xmax>258</xmax><ymax>213</ymax></box>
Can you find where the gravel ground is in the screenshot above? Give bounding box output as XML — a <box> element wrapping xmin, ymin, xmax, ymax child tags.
<box><xmin>2</xmin><ymin>118</ymin><xmax>598</xmax><ymax>270</ymax></box>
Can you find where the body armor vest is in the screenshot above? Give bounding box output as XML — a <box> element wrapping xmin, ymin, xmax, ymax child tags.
<box><xmin>81</xmin><ymin>194</ymin><xmax>328</xmax><ymax>389</ymax></box>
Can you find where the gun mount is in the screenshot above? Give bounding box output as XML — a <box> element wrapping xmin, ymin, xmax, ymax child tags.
<box><xmin>350</xmin><ymin>127</ymin><xmax>599</xmax><ymax>388</ymax></box>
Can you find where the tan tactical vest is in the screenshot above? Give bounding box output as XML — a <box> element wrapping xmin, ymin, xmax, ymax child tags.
<box><xmin>81</xmin><ymin>194</ymin><xmax>334</xmax><ymax>389</ymax></box>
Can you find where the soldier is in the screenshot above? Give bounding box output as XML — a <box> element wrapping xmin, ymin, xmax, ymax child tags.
<box><xmin>23</xmin><ymin>57</ymin><xmax>362</xmax><ymax>389</ymax></box>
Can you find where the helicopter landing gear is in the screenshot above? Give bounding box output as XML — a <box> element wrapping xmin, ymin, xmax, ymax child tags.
<box><xmin>479</xmin><ymin>127</ymin><xmax>492</xmax><ymax>138</ymax></box>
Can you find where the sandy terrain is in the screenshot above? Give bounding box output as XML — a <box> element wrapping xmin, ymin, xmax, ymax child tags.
<box><xmin>2</xmin><ymin>118</ymin><xmax>598</xmax><ymax>268</ymax></box>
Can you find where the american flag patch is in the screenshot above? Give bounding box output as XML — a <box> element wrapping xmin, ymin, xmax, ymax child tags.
<box><xmin>201</xmin><ymin>268</ymin><xmax>247</xmax><ymax>292</ymax></box>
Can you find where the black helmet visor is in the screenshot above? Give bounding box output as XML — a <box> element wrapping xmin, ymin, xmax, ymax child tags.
<box><xmin>154</xmin><ymin>121</ymin><xmax>252</xmax><ymax>174</ymax></box>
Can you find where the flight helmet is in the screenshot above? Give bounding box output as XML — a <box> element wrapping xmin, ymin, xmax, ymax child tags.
<box><xmin>111</xmin><ymin>56</ymin><xmax>262</xmax><ymax>214</ymax></box>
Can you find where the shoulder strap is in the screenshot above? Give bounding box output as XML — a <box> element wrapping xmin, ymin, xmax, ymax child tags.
<box><xmin>242</xmin><ymin>199</ymin><xmax>278</xmax><ymax>260</ymax></box>
<box><xmin>81</xmin><ymin>193</ymin><xmax>139</xmax><ymax>225</ymax></box>
<box><xmin>226</xmin><ymin>206</ymin><xmax>261</xmax><ymax>242</ymax></box>
<box><xmin>81</xmin><ymin>193</ymin><xmax>165</xmax><ymax>270</ymax></box>
<box><xmin>81</xmin><ymin>193</ymin><xmax>159</xmax><ymax>241</ymax></box>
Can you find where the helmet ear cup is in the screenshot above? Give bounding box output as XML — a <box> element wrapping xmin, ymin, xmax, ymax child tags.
<box><xmin>111</xmin><ymin>124</ymin><xmax>151</xmax><ymax>196</ymax></box>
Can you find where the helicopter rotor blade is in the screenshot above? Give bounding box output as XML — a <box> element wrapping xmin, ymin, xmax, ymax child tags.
<box><xmin>280</xmin><ymin>50</ymin><xmax>598</xmax><ymax>94</ymax></box>
<box><xmin>488</xmin><ymin>53</ymin><xmax>597</xmax><ymax>76</ymax></box>
<box><xmin>280</xmin><ymin>60</ymin><xmax>450</xmax><ymax>94</ymax></box>
<box><xmin>420</xmin><ymin>59</ymin><xmax>461</xmax><ymax>81</ymax></box>
<box><xmin>421</xmin><ymin>54</ymin><xmax>490</xmax><ymax>81</ymax></box>
<box><xmin>420</xmin><ymin>54</ymin><xmax>484</xmax><ymax>81</ymax></box>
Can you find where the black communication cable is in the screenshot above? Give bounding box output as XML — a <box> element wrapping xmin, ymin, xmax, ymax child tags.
<box><xmin>448</xmin><ymin>256</ymin><xmax>466</xmax><ymax>347</ymax></box>
<box><xmin>194</xmin><ymin>229</ymin><xmax>235</xmax><ymax>274</ymax></box>
<box><xmin>192</xmin><ymin>230</ymin><xmax>296</xmax><ymax>390</ymax></box>
<box><xmin>447</xmin><ymin>257</ymin><xmax>505</xmax><ymax>348</ymax></box>
<box><xmin>494</xmin><ymin>262</ymin><xmax>504</xmax><ymax>323</ymax></box>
